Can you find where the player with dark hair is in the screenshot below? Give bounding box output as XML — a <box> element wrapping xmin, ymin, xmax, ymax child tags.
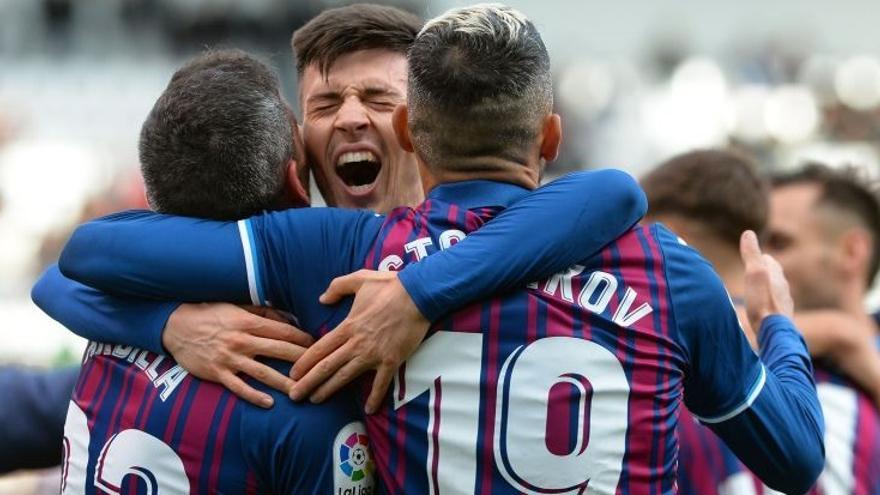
<box><xmin>644</xmin><ymin>153</ymin><xmax>880</xmax><ymax>494</ymax></box>
<box><xmin>765</xmin><ymin>163</ymin><xmax>880</xmax><ymax>494</ymax></box>
<box><xmin>54</xmin><ymin>5</ymin><xmax>824</xmax><ymax>494</ymax></box>
<box><xmin>292</xmin><ymin>3</ymin><xmax>424</xmax><ymax>213</ymax></box>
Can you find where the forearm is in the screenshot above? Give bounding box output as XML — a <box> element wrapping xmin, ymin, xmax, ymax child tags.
<box><xmin>399</xmin><ymin>169</ymin><xmax>646</xmax><ymax>321</ymax></box>
<box><xmin>710</xmin><ymin>316</ymin><xmax>824</xmax><ymax>494</ymax></box>
<box><xmin>59</xmin><ymin>210</ymin><xmax>251</xmax><ymax>303</ymax></box>
<box><xmin>32</xmin><ymin>265</ymin><xmax>176</xmax><ymax>354</ymax></box>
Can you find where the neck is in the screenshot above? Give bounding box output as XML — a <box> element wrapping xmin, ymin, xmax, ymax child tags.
<box><xmin>838</xmin><ymin>281</ymin><xmax>870</xmax><ymax>322</ymax></box>
<box><xmin>418</xmin><ymin>156</ymin><xmax>540</xmax><ymax>194</ymax></box>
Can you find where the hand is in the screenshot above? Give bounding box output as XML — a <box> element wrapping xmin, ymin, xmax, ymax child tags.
<box><xmin>740</xmin><ymin>230</ymin><xmax>794</xmax><ymax>332</ymax></box>
<box><xmin>797</xmin><ymin>311</ymin><xmax>880</xmax><ymax>409</ymax></box>
<box><xmin>162</xmin><ymin>303</ymin><xmax>314</xmax><ymax>408</ymax></box>
<box><xmin>288</xmin><ymin>270</ymin><xmax>429</xmax><ymax>414</ymax></box>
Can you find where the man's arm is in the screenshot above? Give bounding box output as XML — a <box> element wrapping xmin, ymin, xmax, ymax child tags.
<box><xmin>32</xmin><ymin>265</ymin><xmax>313</xmax><ymax>407</ymax></box>
<box><xmin>58</xmin><ymin>208</ymin><xmax>381</xmax><ymax>315</ymax></box>
<box><xmin>399</xmin><ymin>169</ymin><xmax>646</xmax><ymax>321</ymax></box>
<box><xmin>32</xmin><ymin>264</ymin><xmax>178</xmax><ymax>354</ymax></box>
<box><xmin>663</xmin><ymin>228</ymin><xmax>824</xmax><ymax>494</ymax></box>
<box><xmin>290</xmin><ymin>169</ymin><xmax>647</xmax><ymax>409</ymax></box>
<box><xmin>795</xmin><ymin>311</ymin><xmax>880</xmax><ymax>408</ymax></box>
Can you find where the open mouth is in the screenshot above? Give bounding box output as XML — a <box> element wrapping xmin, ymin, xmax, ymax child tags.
<box><xmin>336</xmin><ymin>150</ymin><xmax>382</xmax><ymax>194</ymax></box>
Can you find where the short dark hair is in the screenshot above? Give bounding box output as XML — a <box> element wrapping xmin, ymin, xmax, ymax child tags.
<box><xmin>773</xmin><ymin>162</ymin><xmax>880</xmax><ymax>285</ymax></box>
<box><xmin>641</xmin><ymin>149</ymin><xmax>769</xmax><ymax>247</ymax></box>
<box><xmin>407</xmin><ymin>4</ymin><xmax>553</xmax><ymax>171</ymax></box>
<box><xmin>291</xmin><ymin>3</ymin><xmax>422</xmax><ymax>77</ymax></box>
<box><xmin>139</xmin><ymin>49</ymin><xmax>295</xmax><ymax>220</ymax></box>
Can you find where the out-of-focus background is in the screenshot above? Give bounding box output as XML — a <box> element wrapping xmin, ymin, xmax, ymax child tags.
<box><xmin>1</xmin><ymin>1</ymin><xmax>879</xmax><ymax>485</ymax></box>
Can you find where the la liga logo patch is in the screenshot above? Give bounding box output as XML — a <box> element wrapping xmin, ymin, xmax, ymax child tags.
<box><xmin>334</xmin><ymin>421</ymin><xmax>375</xmax><ymax>493</ymax></box>
<box><xmin>339</xmin><ymin>432</ymin><xmax>373</xmax><ymax>481</ymax></box>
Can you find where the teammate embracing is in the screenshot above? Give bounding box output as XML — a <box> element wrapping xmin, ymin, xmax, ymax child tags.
<box><xmin>54</xmin><ymin>5</ymin><xmax>825</xmax><ymax>494</ymax></box>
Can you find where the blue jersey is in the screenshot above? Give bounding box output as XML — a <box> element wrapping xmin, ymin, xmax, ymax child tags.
<box><xmin>54</xmin><ymin>172</ymin><xmax>823</xmax><ymax>494</ymax></box>
<box><xmin>62</xmin><ymin>341</ymin><xmax>374</xmax><ymax>494</ymax></box>
<box><xmin>40</xmin><ymin>170</ymin><xmax>646</xmax><ymax>493</ymax></box>
<box><xmin>678</xmin><ymin>337</ymin><xmax>880</xmax><ymax>495</ymax></box>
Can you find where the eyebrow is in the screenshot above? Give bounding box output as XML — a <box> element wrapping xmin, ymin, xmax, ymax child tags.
<box><xmin>307</xmin><ymin>83</ymin><xmax>402</xmax><ymax>103</ymax></box>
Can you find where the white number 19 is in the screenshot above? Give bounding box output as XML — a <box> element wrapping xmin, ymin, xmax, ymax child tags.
<box><xmin>395</xmin><ymin>332</ymin><xmax>630</xmax><ymax>495</ymax></box>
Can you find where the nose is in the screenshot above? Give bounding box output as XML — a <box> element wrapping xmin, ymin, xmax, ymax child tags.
<box><xmin>334</xmin><ymin>96</ymin><xmax>370</xmax><ymax>137</ymax></box>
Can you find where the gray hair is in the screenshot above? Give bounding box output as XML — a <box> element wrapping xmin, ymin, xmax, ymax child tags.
<box><xmin>407</xmin><ymin>3</ymin><xmax>553</xmax><ymax>171</ymax></box>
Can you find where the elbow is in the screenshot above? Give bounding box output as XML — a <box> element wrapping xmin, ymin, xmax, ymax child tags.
<box><xmin>30</xmin><ymin>271</ymin><xmax>51</xmax><ymax>311</ymax></box>
<box><xmin>594</xmin><ymin>168</ymin><xmax>648</xmax><ymax>222</ymax></box>
<box><xmin>58</xmin><ymin>225</ymin><xmax>97</xmax><ymax>285</ymax></box>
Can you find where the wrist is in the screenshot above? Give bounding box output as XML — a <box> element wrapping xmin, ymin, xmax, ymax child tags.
<box><xmin>161</xmin><ymin>305</ymin><xmax>190</xmax><ymax>356</ymax></box>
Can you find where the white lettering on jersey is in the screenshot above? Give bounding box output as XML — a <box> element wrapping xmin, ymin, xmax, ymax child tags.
<box><xmin>405</xmin><ymin>237</ymin><xmax>434</xmax><ymax>261</ymax></box>
<box><xmin>155</xmin><ymin>365</ymin><xmax>189</xmax><ymax>402</ymax></box>
<box><xmin>83</xmin><ymin>342</ymin><xmax>188</xmax><ymax>401</ymax></box>
<box><xmin>379</xmin><ymin>254</ymin><xmax>404</xmax><ymax>272</ymax></box>
<box><xmin>439</xmin><ymin>229</ymin><xmax>466</xmax><ymax>249</ymax></box>
<box><xmin>612</xmin><ymin>287</ymin><xmax>654</xmax><ymax>327</ymax></box>
<box><xmin>542</xmin><ymin>265</ymin><xmax>585</xmax><ymax>303</ymax></box>
<box><xmin>578</xmin><ymin>271</ymin><xmax>618</xmax><ymax>313</ymax></box>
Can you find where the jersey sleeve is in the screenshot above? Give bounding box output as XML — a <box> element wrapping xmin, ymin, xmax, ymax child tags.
<box><xmin>0</xmin><ymin>366</ymin><xmax>79</xmax><ymax>474</ymax></box>
<box><xmin>59</xmin><ymin>209</ymin><xmax>383</xmax><ymax>326</ymax></box>
<box><xmin>31</xmin><ymin>265</ymin><xmax>176</xmax><ymax>354</ymax></box>
<box><xmin>657</xmin><ymin>225</ymin><xmax>824</xmax><ymax>493</ymax></box>
<box><xmin>398</xmin><ymin>169</ymin><xmax>647</xmax><ymax>321</ymax></box>
<box><xmin>242</xmin><ymin>208</ymin><xmax>385</xmax><ymax>330</ymax></box>
<box><xmin>240</xmin><ymin>374</ymin><xmax>377</xmax><ymax>494</ymax></box>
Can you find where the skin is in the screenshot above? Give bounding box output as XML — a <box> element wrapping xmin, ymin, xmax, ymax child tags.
<box><xmin>299</xmin><ymin>49</ymin><xmax>423</xmax><ymax>214</ymax></box>
<box><xmin>764</xmin><ymin>184</ymin><xmax>846</xmax><ymax>311</ymax></box>
<box><xmin>767</xmin><ymin>183</ymin><xmax>880</xmax><ymax>405</ymax></box>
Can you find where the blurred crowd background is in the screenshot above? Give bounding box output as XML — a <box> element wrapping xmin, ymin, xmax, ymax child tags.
<box><xmin>2</xmin><ymin>0</ymin><xmax>880</xmax><ymax>389</ymax></box>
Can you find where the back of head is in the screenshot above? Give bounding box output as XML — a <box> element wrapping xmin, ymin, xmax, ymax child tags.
<box><xmin>773</xmin><ymin>163</ymin><xmax>880</xmax><ymax>286</ymax></box>
<box><xmin>407</xmin><ymin>3</ymin><xmax>553</xmax><ymax>171</ymax></box>
<box><xmin>641</xmin><ymin>149</ymin><xmax>768</xmax><ymax>248</ymax></box>
<box><xmin>139</xmin><ymin>49</ymin><xmax>295</xmax><ymax>220</ymax></box>
<box><xmin>291</xmin><ymin>3</ymin><xmax>422</xmax><ymax>78</ymax></box>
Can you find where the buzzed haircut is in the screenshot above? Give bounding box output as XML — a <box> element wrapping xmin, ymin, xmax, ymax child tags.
<box><xmin>773</xmin><ymin>162</ymin><xmax>880</xmax><ymax>285</ymax></box>
<box><xmin>139</xmin><ymin>49</ymin><xmax>295</xmax><ymax>220</ymax></box>
<box><xmin>407</xmin><ymin>3</ymin><xmax>553</xmax><ymax>171</ymax></box>
<box><xmin>291</xmin><ymin>3</ymin><xmax>423</xmax><ymax>77</ymax></box>
<box><xmin>641</xmin><ymin>149</ymin><xmax>769</xmax><ymax>248</ymax></box>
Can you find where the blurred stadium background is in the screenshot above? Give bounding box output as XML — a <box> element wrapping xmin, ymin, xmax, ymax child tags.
<box><xmin>2</xmin><ymin>0</ymin><xmax>880</xmax><ymax>413</ymax></box>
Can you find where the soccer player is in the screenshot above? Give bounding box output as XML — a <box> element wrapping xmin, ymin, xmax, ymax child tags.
<box><xmin>35</xmin><ymin>47</ymin><xmax>648</xmax><ymax>495</ymax></box>
<box><xmin>644</xmin><ymin>153</ymin><xmax>880</xmax><ymax>495</ymax></box>
<box><xmin>54</xmin><ymin>5</ymin><xmax>825</xmax><ymax>494</ymax></box>
<box><xmin>41</xmin><ymin>49</ymin><xmax>372</xmax><ymax>494</ymax></box>
<box><xmin>766</xmin><ymin>164</ymin><xmax>880</xmax><ymax>494</ymax></box>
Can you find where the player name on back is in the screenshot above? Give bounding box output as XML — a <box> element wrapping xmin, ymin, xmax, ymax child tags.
<box><xmin>380</xmin><ymin>231</ymin><xmax>654</xmax><ymax>328</ymax></box>
<box><xmin>82</xmin><ymin>341</ymin><xmax>188</xmax><ymax>401</ymax></box>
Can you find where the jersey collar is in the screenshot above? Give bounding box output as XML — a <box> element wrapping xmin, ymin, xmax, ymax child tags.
<box><xmin>426</xmin><ymin>180</ymin><xmax>531</xmax><ymax>210</ymax></box>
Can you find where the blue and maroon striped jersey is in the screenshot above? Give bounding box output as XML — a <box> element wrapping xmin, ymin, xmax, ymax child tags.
<box><xmin>678</xmin><ymin>340</ymin><xmax>880</xmax><ymax>495</ymax></box>
<box><xmin>62</xmin><ymin>342</ymin><xmax>376</xmax><ymax>494</ymax></box>
<box><xmin>56</xmin><ymin>175</ymin><xmax>823</xmax><ymax>494</ymax></box>
<box><xmin>361</xmin><ymin>184</ymin><xmax>794</xmax><ymax>494</ymax></box>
